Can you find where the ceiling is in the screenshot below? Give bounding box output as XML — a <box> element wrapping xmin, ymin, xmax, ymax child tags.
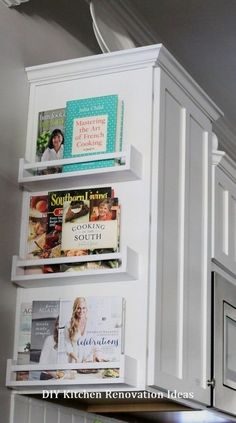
<box><xmin>17</xmin><ymin>0</ymin><xmax>236</xmax><ymax>152</ymax></box>
<box><xmin>131</xmin><ymin>0</ymin><xmax>236</xmax><ymax>129</ymax></box>
<box><xmin>18</xmin><ymin>0</ymin><xmax>236</xmax><ymax>157</ymax></box>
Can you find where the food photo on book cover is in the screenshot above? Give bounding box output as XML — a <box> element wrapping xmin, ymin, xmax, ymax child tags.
<box><xmin>24</xmin><ymin>186</ymin><xmax>121</xmax><ymax>275</ymax></box>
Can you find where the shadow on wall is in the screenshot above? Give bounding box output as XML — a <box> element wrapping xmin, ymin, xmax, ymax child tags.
<box><xmin>18</xmin><ymin>0</ymin><xmax>100</xmax><ymax>55</ymax></box>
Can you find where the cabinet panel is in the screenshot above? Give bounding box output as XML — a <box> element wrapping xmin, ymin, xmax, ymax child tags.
<box><xmin>186</xmin><ymin>115</ymin><xmax>211</xmax><ymax>397</ymax></box>
<box><xmin>159</xmin><ymin>90</ymin><xmax>185</xmax><ymax>378</ymax></box>
<box><xmin>148</xmin><ymin>69</ymin><xmax>212</xmax><ymax>405</ymax></box>
<box><xmin>11</xmin><ymin>64</ymin><xmax>154</xmax><ymax>390</ymax></box>
<box><xmin>45</xmin><ymin>406</ymin><xmax>59</xmax><ymax>423</ymax></box>
<box><xmin>214</xmin><ymin>272</ymin><xmax>236</xmax><ymax>415</ymax></box>
<box><xmin>28</xmin><ymin>399</ymin><xmax>45</xmax><ymax>423</ymax></box>
<box><xmin>213</xmin><ymin>160</ymin><xmax>236</xmax><ymax>276</ymax></box>
<box><xmin>13</xmin><ymin>395</ymin><xmax>29</xmax><ymax>423</ymax></box>
<box><xmin>9</xmin><ymin>46</ymin><xmax>222</xmax><ymax>403</ymax></box>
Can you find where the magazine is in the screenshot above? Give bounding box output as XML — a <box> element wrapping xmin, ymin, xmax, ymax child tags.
<box><xmin>26</xmin><ymin>194</ymin><xmax>48</xmax><ymax>259</ymax></box>
<box><xmin>17</xmin><ymin>302</ymin><xmax>32</xmax><ymax>365</ymax></box>
<box><xmin>48</xmin><ymin>187</ymin><xmax>115</xmax><ymax>258</ymax></box>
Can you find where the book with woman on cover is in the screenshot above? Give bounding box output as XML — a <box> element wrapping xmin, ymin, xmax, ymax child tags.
<box><xmin>63</xmin><ymin>94</ymin><xmax>124</xmax><ymax>172</ymax></box>
<box><xmin>57</xmin><ymin>296</ymin><xmax>124</xmax><ymax>377</ymax></box>
<box><xmin>16</xmin><ymin>297</ymin><xmax>123</xmax><ymax>382</ymax></box>
<box><xmin>47</xmin><ymin>186</ymin><xmax>114</xmax><ymax>258</ymax></box>
<box><xmin>61</xmin><ymin>190</ymin><xmax>120</xmax><ymax>257</ymax></box>
<box><xmin>36</xmin><ymin>108</ymin><xmax>65</xmax><ymax>174</ymax></box>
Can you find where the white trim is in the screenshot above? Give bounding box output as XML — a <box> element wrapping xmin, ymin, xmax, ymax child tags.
<box><xmin>25</xmin><ymin>45</ymin><xmax>222</xmax><ymax>123</ymax></box>
<box><xmin>212</xmin><ymin>150</ymin><xmax>236</xmax><ymax>184</ymax></box>
<box><xmin>213</xmin><ymin>118</ymin><xmax>236</xmax><ymax>163</ymax></box>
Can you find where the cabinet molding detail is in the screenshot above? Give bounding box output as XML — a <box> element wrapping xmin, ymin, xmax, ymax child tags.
<box><xmin>212</xmin><ymin>150</ymin><xmax>236</xmax><ymax>277</ymax></box>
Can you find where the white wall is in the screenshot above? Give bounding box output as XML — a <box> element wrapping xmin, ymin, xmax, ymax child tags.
<box><xmin>0</xmin><ymin>2</ymin><xmax>98</xmax><ymax>421</ymax></box>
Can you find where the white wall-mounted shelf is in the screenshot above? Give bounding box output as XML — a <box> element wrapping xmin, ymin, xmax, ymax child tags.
<box><xmin>11</xmin><ymin>247</ymin><xmax>139</xmax><ymax>288</ymax></box>
<box><xmin>18</xmin><ymin>146</ymin><xmax>142</xmax><ymax>191</ymax></box>
<box><xmin>6</xmin><ymin>355</ymin><xmax>138</xmax><ymax>392</ymax></box>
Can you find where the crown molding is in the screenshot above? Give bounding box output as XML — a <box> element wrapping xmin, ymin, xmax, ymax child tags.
<box><xmin>0</xmin><ymin>0</ymin><xmax>29</xmax><ymax>7</ymax></box>
<box><xmin>213</xmin><ymin>117</ymin><xmax>236</xmax><ymax>163</ymax></box>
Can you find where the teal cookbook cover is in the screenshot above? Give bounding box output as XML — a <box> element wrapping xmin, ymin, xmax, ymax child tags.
<box><xmin>63</xmin><ymin>95</ymin><xmax>123</xmax><ymax>172</ymax></box>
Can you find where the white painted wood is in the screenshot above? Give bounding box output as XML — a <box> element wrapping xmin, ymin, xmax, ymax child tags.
<box><xmin>11</xmin><ymin>394</ymin><xmax>29</xmax><ymax>423</ymax></box>
<box><xmin>9</xmin><ymin>45</ymin><xmax>222</xmax><ymax>405</ymax></box>
<box><xmin>12</xmin><ymin>59</ymin><xmax>154</xmax><ymax>392</ymax></box>
<box><xmin>6</xmin><ymin>355</ymin><xmax>137</xmax><ymax>390</ymax></box>
<box><xmin>29</xmin><ymin>398</ymin><xmax>45</xmax><ymax>423</ymax></box>
<box><xmin>212</xmin><ymin>151</ymin><xmax>236</xmax><ymax>276</ymax></box>
<box><xmin>214</xmin><ymin>273</ymin><xmax>236</xmax><ymax>416</ymax></box>
<box><xmin>18</xmin><ymin>145</ymin><xmax>143</xmax><ymax>191</ymax></box>
<box><xmin>44</xmin><ymin>404</ymin><xmax>59</xmax><ymax>423</ymax></box>
<box><xmin>11</xmin><ymin>247</ymin><xmax>138</xmax><ymax>287</ymax></box>
<box><xmin>59</xmin><ymin>409</ymin><xmax>73</xmax><ymax>423</ymax></box>
<box><xmin>148</xmin><ymin>67</ymin><xmax>213</xmax><ymax>405</ymax></box>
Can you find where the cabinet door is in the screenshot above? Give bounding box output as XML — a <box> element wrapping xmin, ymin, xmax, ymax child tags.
<box><xmin>213</xmin><ymin>163</ymin><xmax>236</xmax><ymax>276</ymax></box>
<box><xmin>147</xmin><ymin>69</ymin><xmax>212</xmax><ymax>405</ymax></box>
<box><xmin>214</xmin><ymin>272</ymin><xmax>236</xmax><ymax>415</ymax></box>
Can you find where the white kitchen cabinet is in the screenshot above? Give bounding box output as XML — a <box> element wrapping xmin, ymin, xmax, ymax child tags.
<box><xmin>212</xmin><ymin>149</ymin><xmax>236</xmax><ymax>277</ymax></box>
<box><xmin>146</xmin><ymin>50</ymin><xmax>221</xmax><ymax>405</ymax></box>
<box><xmin>7</xmin><ymin>45</ymin><xmax>222</xmax><ymax>405</ymax></box>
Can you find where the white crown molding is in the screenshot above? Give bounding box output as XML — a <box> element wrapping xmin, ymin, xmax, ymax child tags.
<box><xmin>213</xmin><ymin>117</ymin><xmax>236</xmax><ymax>163</ymax></box>
<box><xmin>25</xmin><ymin>44</ymin><xmax>222</xmax><ymax>123</ymax></box>
<box><xmin>212</xmin><ymin>149</ymin><xmax>236</xmax><ymax>184</ymax></box>
<box><xmin>0</xmin><ymin>0</ymin><xmax>29</xmax><ymax>7</ymax></box>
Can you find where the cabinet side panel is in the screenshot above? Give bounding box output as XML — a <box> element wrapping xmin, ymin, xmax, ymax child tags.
<box><xmin>160</xmin><ymin>90</ymin><xmax>185</xmax><ymax>378</ymax></box>
<box><xmin>186</xmin><ymin>116</ymin><xmax>210</xmax><ymax>392</ymax></box>
<box><xmin>148</xmin><ymin>70</ymin><xmax>211</xmax><ymax>405</ymax></box>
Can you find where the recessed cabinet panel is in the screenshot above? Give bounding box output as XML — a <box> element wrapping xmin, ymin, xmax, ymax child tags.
<box><xmin>214</xmin><ymin>272</ymin><xmax>236</xmax><ymax>415</ymax></box>
<box><xmin>28</xmin><ymin>400</ymin><xmax>45</xmax><ymax>423</ymax></box>
<box><xmin>186</xmin><ymin>115</ymin><xmax>211</xmax><ymax>398</ymax></box>
<box><xmin>224</xmin><ymin>303</ymin><xmax>236</xmax><ymax>390</ymax></box>
<box><xmin>148</xmin><ymin>70</ymin><xmax>212</xmax><ymax>405</ymax></box>
<box><xmin>213</xmin><ymin>160</ymin><xmax>236</xmax><ymax>276</ymax></box>
<box><xmin>160</xmin><ymin>90</ymin><xmax>185</xmax><ymax>379</ymax></box>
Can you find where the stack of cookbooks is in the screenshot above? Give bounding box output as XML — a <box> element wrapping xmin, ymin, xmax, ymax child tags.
<box><xmin>24</xmin><ymin>186</ymin><xmax>121</xmax><ymax>274</ymax></box>
<box><xmin>35</xmin><ymin>94</ymin><xmax>124</xmax><ymax>174</ymax></box>
<box><xmin>16</xmin><ymin>296</ymin><xmax>124</xmax><ymax>382</ymax></box>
